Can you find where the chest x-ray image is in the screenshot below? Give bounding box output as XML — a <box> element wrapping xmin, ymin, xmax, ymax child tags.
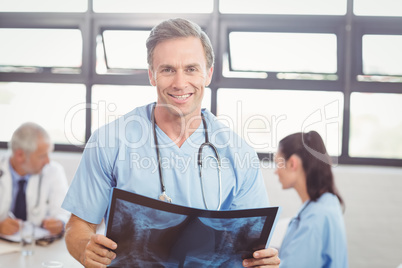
<box><xmin>105</xmin><ymin>188</ymin><xmax>280</xmax><ymax>268</ymax></box>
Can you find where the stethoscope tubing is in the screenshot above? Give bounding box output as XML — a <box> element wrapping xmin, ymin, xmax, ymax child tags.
<box><xmin>292</xmin><ymin>200</ymin><xmax>312</xmax><ymax>224</ymax></box>
<box><xmin>151</xmin><ymin>104</ymin><xmax>222</xmax><ymax>210</ymax></box>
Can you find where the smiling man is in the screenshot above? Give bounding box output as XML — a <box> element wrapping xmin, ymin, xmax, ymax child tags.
<box><xmin>148</xmin><ymin>35</ymin><xmax>213</xmax><ymax>148</ymax></box>
<box><xmin>62</xmin><ymin>18</ymin><xmax>280</xmax><ymax>268</ymax></box>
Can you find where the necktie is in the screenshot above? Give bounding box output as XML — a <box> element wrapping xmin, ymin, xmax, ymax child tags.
<box><xmin>14</xmin><ymin>179</ymin><xmax>27</xmax><ymax>221</ymax></box>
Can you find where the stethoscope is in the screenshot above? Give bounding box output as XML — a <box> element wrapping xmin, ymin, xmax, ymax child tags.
<box><xmin>32</xmin><ymin>172</ymin><xmax>43</xmax><ymax>215</ymax></box>
<box><xmin>151</xmin><ymin>104</ymin><xmax>222</xmax><ymax>210</ymax></box>
<box><xmin>291</xmin><ymin>200</ymin><xmax>312</xmax><ymax>225</ymax></box>
<box><xmin>0</xmin><ymin>156</ymin><xmax>43</xmax><ymax>216</ymax></box>
<box><xmin>280</xmin><ymin>200</ymin><xmax>312</xmax><ymax>249</ymax></box>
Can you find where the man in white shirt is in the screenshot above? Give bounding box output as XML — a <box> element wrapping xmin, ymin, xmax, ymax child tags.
<box><xmin>0</xmin><ymin>122</ymin><xmax>69</xmax><ymax>236</ymax></box>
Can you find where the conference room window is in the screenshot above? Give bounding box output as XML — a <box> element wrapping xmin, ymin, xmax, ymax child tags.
<box><xmin>227</xmin><ymin>32</ymin><xmax>338</xmax><ymax>81</ymax></box>
<box><xmin>0</xmin><ymin>82</ymin><xmax>86</xmax><ymax>145</ymax></box>
<box><xmin>353</xmin><ymin>0</ymin><xmax>402</xmax><ymax>16</ymax></box>
<box><xmin>358</xmin><ymin>35</ymin><xmax>402</xmax><ymax>83</ymax></box>
<box><xmin>217</xmin><ymin>88</ymin><xmax>344</xmax><ymax>157</ymax></box>
<box><xmin>91</xmin><ymin>85</ymin><xmax>157</xmax><ymax>132</ymax></box>
<box><xmin>0</xmin><ymin>28</ymin><xmax>83</xmax><ymax>74</ymax></box>
<box><xmin>92</xmin><ymin>0</ymin><xmax>213</xmax><ymax>13</ymax></box>
<box><xmin>0</xmin><ymin>0</ymin><xmax>87</xmax><ymax>12</ymax></box>
<box><xmin>349</xmin><ymin>92</ymin><xmax>402</xmax><ymax>159</ymax></box>
<box><xmin>219</xmin><ymin>0</ymin><xmax>346</xmax><ymax>15</ymax></box>
<box><xmin>97</xmin><ymin>30</ymin><xmax>150</xmax><ymax>75</ymax></box>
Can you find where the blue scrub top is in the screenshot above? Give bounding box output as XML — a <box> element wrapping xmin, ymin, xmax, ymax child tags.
<box><xmin>279</xmin><ymin>193</ymin><xmax>348</xmax><ymax>268</ymax></box>
<box><xmin>62</xmin><ymin>103</ymin><xmax>270</xmax><ymax>224</ymax></box>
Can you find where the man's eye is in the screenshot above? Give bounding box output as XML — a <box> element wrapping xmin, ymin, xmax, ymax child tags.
<box><xmin>162</xmin><ymin>68</ymin><xmax>173</xmax><ymax>73</ymax></box>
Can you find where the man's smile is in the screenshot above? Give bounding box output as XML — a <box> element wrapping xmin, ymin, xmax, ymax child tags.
<box><xmin>168</xmin><ymin>93</ymin><xmax>192</xmax><ymax>100</ymax></box>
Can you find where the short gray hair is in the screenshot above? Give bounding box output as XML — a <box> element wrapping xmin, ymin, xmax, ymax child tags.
<box><xmin>146</xmin><ymin>18</ymin><xmax>215</xmax><ymax>70</ymax></box>
<box><xmin>9</xmin><ymin>122</ymin><xmax>52</xmax><ymax>154</ymax></box>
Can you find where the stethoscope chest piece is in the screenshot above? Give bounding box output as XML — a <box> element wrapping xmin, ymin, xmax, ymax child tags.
<box><xmin>159</xmin><ymin>192</ymin><xmax>172</xmax><ymax>203</ymax></box>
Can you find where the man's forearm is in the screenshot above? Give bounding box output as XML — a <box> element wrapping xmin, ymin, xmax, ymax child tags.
<box><xmin>65</xmin><ymin>214</ymin><xmax>97</xmax><ymax>265</ymax></box>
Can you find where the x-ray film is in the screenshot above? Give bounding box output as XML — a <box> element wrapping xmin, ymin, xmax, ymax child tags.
<box><xmin>105</xmin><ymin>188</ymin><xmax>280</xmax><ymax>268</ymax></box>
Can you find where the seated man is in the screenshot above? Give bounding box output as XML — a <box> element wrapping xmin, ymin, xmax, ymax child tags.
<box><xmin>0</xmin><ymin>122</ymin><xmax>70</xmax><ymax>236</ymax></box>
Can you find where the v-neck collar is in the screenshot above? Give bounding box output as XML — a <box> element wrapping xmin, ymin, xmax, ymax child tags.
<box><xmin>153</xmin><ymin>120</ymin><xmax>205</xmax><ymax>156</ymax></box>
<box><xmin>150</xmin><ymin>103</ymin><xmax>208</xmax><ymax>156</ymax></box>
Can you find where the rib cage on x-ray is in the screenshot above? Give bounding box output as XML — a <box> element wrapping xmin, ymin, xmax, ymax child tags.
<box><xmin>106</xmin><ymin>188</ymin><xmax>279</xmax><ymax>268</ymax></box>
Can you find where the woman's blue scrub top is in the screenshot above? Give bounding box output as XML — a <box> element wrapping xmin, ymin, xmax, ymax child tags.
<box><xmin>279</xmin><ymin>193</ymin><xmax>348</xmax><ymax>268</ymax></box>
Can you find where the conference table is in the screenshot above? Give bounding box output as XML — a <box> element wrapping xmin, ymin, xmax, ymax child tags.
<box><xmin>0</xmin><ymin>237</ymin><xmax>82</xmax><ymax>268</ymax></box>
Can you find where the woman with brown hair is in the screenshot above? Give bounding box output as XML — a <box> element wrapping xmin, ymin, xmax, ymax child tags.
<box><xmin>274</xmin><ymin>131</ymin><xmax>348</xmax><ymax>268</ymax></box>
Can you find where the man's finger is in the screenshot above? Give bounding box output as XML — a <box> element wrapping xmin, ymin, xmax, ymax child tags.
<box><xmin>85</xmin><ymin>248</ymin><xmax>115</xmax><ymax>266</ymax></box>
<box><xmin>242</xmin><ymin>247</ymin><xmax>280</xmax><ymax>267</ymax></box>
<box><xmin>254</xmin><ymin>247</ymin><xmax>279</xmax><ymax>258</ymax></box>
<box><xmin>92</xmin><ymin>234</ymin><xmax>118</xmax><ymax>250</ymax></box>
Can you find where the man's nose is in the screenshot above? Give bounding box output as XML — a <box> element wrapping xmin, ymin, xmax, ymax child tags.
<box><xmin>172</xmin><ymin>71</ymin><xmax>188</xmax><ymax>89</ymax></box>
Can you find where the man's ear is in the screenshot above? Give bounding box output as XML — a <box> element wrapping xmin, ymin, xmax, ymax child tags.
<box><xmin>13</xmin><ymin>149</ymin><xmax>26</xmax><ymax>163</ymax></box>
<box><xmin>148</xmin><ymin>69</ymin><xmax>156</xmax><ymax>86</ymax></box>
<box><xmin>205</xmin><ymin>66</ymin><xmax>214</xmax><ymax>86</ymax></box>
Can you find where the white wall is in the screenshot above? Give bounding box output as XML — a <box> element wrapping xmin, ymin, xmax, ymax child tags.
<box><xmin>50</xmin><ymin>151</ymin><xmax>81</xmax><ymax>185</ymax></box>
<box><xmin>5</xmin><ymin>150</ymin><xmax>401</xmax><ymax>268</ymax></box>
<box><xmin>261</xmin><ymin>161</ymin><xmax>402</xmax><ymax>268</ymax></box>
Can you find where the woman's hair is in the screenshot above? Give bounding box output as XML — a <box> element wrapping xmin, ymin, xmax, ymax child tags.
<box><xmin>278</xmin><ymin>131</ymin><xmax>344</xmax><ymax>207</ymax></box>
<box><xmin>146</xmin><ymin>18</ymin><xmax>215</xmax><ymax>70</ymax></box>
<box><xmin>9</xmin><ymin>122</ymin><xmax>52</xmax><ymax>154</ymax></box>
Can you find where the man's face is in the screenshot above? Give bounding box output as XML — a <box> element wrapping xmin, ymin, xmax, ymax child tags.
<box><xmin>148</xmin><ymin>36</ymin><xmax>213</xmax><ymax>119</ymax></box>
<box><xmin>21</xmin><ymin>137</ymin><xmax>51</xmax><ymax>175</ymax></box>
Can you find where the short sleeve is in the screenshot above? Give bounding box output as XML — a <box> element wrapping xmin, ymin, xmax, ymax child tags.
<box><xmin>62</xmin><ymin>130</ymin><xmax>116</xmax><ymax>224</ymax></box>
<box><xmin>229</xmin><ymin>152</ymin><xmax>270</xmax><ymax>210</ymax></box>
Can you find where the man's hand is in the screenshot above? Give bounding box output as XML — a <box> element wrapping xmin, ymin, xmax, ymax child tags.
<box><xmin>42</xmin><ymin>218</ymin><xmax>64</xmax><ymax>235</ymax></box>
<box><xmin>82</xmin><ymin>234</ymin><xmax>117</xmax><ymax>267</ymax></box>
<box><xmin>242</xmin><ymin>247</ymin><xmax>280</xmax><ymax>267</ymax></box>
<box><xmin>0</xmin><ymin>218</ymin><xmax>20</xmax><ymax>235</ymax></box>
<box><xmin>65</xmin><ymin>214</ymin><xmax>117</xmax><ymax>268</ymax></box>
